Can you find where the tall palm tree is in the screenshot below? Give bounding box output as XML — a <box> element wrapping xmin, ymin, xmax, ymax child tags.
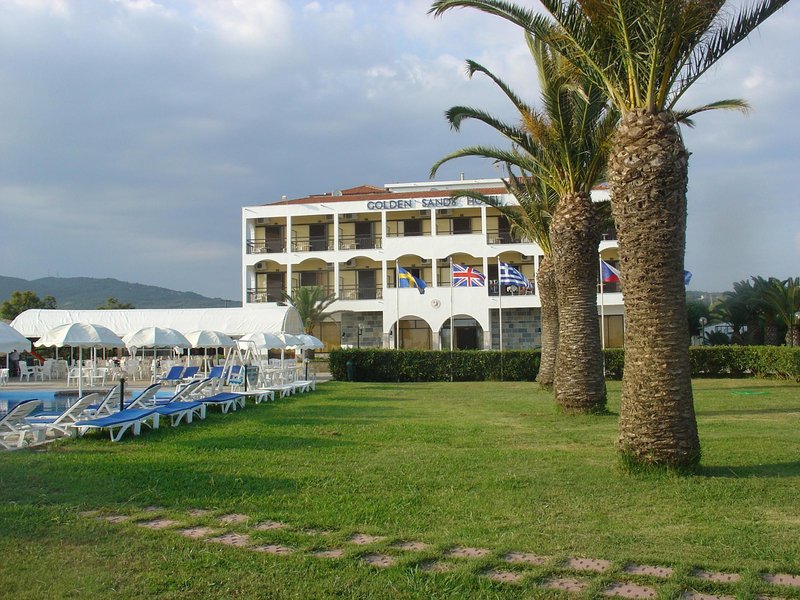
<box><xmin>281</xmin><ymin>286</ymin><xmax>337</xmax><ymax>335</ymax></box>
<box><xmin>431</xmin><ymin>36</ymin><xmax>615</xmax><ymax>413</ymax></box>
<box><xmin>762</xmin><ymin>277</ymin><xmax>800</xmax><ymax>346</ymax></box>
<box><xmin>431</xmin><ymin>0</ymin><xmax>789</xmax><ymax>466</ymax></box>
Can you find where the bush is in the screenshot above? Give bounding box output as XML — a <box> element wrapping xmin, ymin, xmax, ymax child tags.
<box><xmin>329</xmin><ymin>346</ymin><xmax>800</xmax><ymax>382</ymax></box>
<box><xmin>329</xmin><ymin>348</ymin><xmax>540</xmax><ymax>382</ymax></box>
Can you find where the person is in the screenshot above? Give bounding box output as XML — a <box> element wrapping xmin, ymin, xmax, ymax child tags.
<box><xmin>9</xmin><ymin>349</ymin><xmax>20</xmax><ymax>378</ymax></box>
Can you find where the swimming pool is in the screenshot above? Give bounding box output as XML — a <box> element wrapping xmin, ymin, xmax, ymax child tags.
<box><xmin>0</xmin><ymin>389</ymin><xmax>146</xmax><ymax>416</ymax></box>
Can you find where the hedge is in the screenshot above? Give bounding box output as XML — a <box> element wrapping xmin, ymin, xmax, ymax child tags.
<box><xmin>328</xmin><ymin>346</ymin><xmax>800</xmax><ymax>382</ymax></box>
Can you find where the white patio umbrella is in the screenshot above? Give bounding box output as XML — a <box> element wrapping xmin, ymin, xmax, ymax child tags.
<box><xmin>0</xmin><ymin>322</ymin><xmax>30</xmax><ymax>355</ymax></box>
<box><xmin>295</xmin><ymin>334</ymin><xmax>324</xmax><ymax>350</ymax></box>
<box><xmin>184</xmin><ymin>330</ymin><xmax>236</xmax><ymax>373</ymax></box>
<box><xmin>122</xmin><ymin>327</ymin><xmax>191</xmax><ymax>383</ymax></box>
<box><xmin>35</xmin><ymin>323</ymin><xmax>125</xmax><ymax>395</ymax></box>
<box><xmin>238</xmin><ymin>331</ymin><xmax>285</xmax><ymax>352</ymax></box>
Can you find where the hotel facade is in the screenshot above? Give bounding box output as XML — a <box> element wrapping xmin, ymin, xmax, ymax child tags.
<box><xmin>241</xmin><ymin>178</ymin><xmax>624</xmax><ymax>351</ymax></box>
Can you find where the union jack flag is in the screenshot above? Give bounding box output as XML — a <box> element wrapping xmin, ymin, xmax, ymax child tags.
<box><xmin>452</xmin><ymin>263</ymin><xmax>486</xmax><ymax>287</ymax></box>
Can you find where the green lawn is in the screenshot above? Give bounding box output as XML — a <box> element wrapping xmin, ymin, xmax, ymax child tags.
<box><xmin>1</xmin><ymin>379</ymin><xmax>799</xmax><ymax>599</ymax></box>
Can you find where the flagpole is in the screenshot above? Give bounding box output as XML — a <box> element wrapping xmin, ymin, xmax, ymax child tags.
<box><xmin>449</xmin><ymin>257</ymin><xmax>454</xmax><ymax>353</ymax></box>
<box><xmin>498</xmin><ymin>257</ymin><xmax>504</xmax><ymax>381</ymax></box>
<box><xmin>395</xmin><ymin>260</ymin><xmax>400</xmax><ymax>350</ymax></box>
<box><xmin>599</xmin><ymin>256</ymin><xmax>606</xmax><ymax>351</ymax></box>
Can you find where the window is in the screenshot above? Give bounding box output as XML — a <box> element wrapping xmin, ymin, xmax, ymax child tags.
<box><xmin>403</xmin><ymin>219</ymin><xmax>422</xmax><ymax>237</ymax></box>
<box><xmin>452</xmin><ymin>217</ymin><xmax>472</xmax><ymax>234</ymax></box>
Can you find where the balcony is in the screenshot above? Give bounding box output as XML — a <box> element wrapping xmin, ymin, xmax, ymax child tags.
<box><xmin>338</xmin><ymin>235</ymin><xmax>382</xmax><ymax>250</ymax></box>
<box><xmin>485</xmin><ymin>229</ymin><xmax>526</xmax><ymax>245</ymax></box>
<box><xmin>247</xmin><ymin>288</ymin><xmax>284</xmax><ymax>303</ymax></box>
<box><xmin>338</xmin><ymin>285</ymin><xmax>383</xmax><ymax>301</ymax></box>
<box><xmin>291</xmin><ymin>236</ymin><xmax>333</xmax><ymax>252</ymax></box>
<box><xmin>246</xmin><ymin>240</ymin><xmax>285</xmax><ymax>254</ymax></box>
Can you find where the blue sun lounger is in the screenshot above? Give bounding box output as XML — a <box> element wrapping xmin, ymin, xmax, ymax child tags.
<box><xmin>157</xmin><ymin>366</ymin><xmax>185</xmax><ymax>385</ymax></box>
<box><xmin>194</xmin><ymin>392</ymin><xmax>248</xmax><ymax>414</ymax></box>
<box><xmin>73</xmin><ymin>408</ymin><xmax>159</xmax><ymax>442</ymax></box>
<box><xmin>128</xmin><ymin>383</ymin><xmax>206</xmax><ymax>426</ymax></box>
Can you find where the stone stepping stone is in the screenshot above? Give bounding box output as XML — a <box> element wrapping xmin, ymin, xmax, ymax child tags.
<box><xmin>681</xmin><ymin>593</ymin><xmax>735</xmax><ymax>600</ymax></box>
<box><xmin>252</xmin><ymin>544</ymin><xmax>295</xmax><ymax>555</ymax></box>
<box><xmin>137</xmin><ymin>519</ymin><xmax>180</xmax><ymax>530</ymax></box>
<box><xmin>300</xmin><ymin>528</ymin><xmax>332</xmax><ymax>537</ymax></box>
<box><xmin>602</xmin><ymin>582</ymin><xmax>658</xmax><ymax>598</ymax></box>
<box><xmin>540</xmin><ymin>577</ymin><xmax>590</xmax><ymax>593</ymax></box>
<box><xmin>218</xmin><ymin>513</ymin><xmax>249</xmax><ymax>525</ymax></box>
<box><xmin>311</xmin><ymin>549</ymin><xmax>345</xmax><ymax>559</ymax></box>
<box><xmin>101</xmin><ymin>515</ymin><xmax>131</xmax><ymax>524</ymax></box>
<box><xmin>502</xmin><ymin>551</ymin><xmax>548</xmax><ymax>565</ymax></box>
<box><xmin>484</xmin><ymin>569</ymin><xmax>523</xmax><ymax>584</ymax></box>
<box><xmin>348</xmin><ymin>533</ymin><xmax>386</xmax><ymax>545</ymax></box>
<box><xmin>390</xmin><ymin>541</ymin><xmax>430</xmax><ymax>552</ymax></box>
<box><xmin>565</xmin><ymin>557</ymin><xmax>612</xmax><ymax>572</ymax></box>
<box><xmin>178</xmin><ymin>526</ymin><xmax>219</xmax><ymax>539</ymax></box>
<box><xmin>253</xmin><ymin>520</ymin><xmax>288</xmax><ymax>531</ymax></box>
<box><xmin>624</xmin><ymin>564</ymin><xmax>674</xmax><ymax>578</ymax></box>
<box><xmin>691</xmin><ymin>570</ymin><xmax>741</xmax><ymax>584</ymax></box>
<box><xmin>444</xmin><ymin>546</ymin><xmax>491</xmax><ymax>559</ymax></box>
<box><xmin>362</xmin><ymin>553</ymin><xmax>396</xmax><ymax>568</ymax></box>
<box><xmin>762</xmin><ymin>573</ymin><xmax>800</xmax><ymax>587</ymax></box>
<box><xmin>207</xmin><ymin>533</ymin><xmax>251</xmax><ymax>547</ymax></box>
<box><xmin>419</xmin><ymin>560</ymin><xmax>453</xmax><ymax>573</ymax></box>
<box><xmin>756</xmin><ymin>596</ymin><xmax>791</xmax><ymax>600</ymax></box>
<box><xmin>187</xmin><ymin>509</ymin><xmax>211</xmax><ymax>517</ymax></box>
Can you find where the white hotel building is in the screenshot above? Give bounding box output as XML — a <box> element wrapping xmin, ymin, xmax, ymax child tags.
<box><xmin>241</xmin><ymin>178</ymin><xmax>624</xmax><ymax>351</ymax></box>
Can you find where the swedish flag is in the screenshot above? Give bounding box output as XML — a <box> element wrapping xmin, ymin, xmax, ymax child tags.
<box><xmin>398</xmin><ymin>266</ymin><xmax>426</xmax><ymax>295</ymax></box>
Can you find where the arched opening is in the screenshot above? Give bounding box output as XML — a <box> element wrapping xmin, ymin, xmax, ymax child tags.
<box><xmin>390</xmin><ymin>317</ymin><xmax>432</xmax><ymax>350</ymax></box>
<box><xmin>440</xmin><ymin>316</ymin><xmax>484</xmax><ymax>350</ymax></box>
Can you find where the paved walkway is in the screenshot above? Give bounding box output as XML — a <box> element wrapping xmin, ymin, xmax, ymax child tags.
<box><xmin>79</xmin><ymin>506</ymin><xmax>799</xmax><ymax>599</ymax></box>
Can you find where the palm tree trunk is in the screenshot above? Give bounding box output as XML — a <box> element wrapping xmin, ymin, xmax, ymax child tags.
<box><xmin>609</xmin><ymin>110</ymin><xmax>700</xmax><ymax>467</ymax></box>
<box><xmin>550</xmin><ymin>191</ymin><xmax>606</xmax><ymax>413</ymax></box>
<box><xmin>536</xmin><ymin>255</ymin><xmax>558</xmax><ymax>388</ymax></box>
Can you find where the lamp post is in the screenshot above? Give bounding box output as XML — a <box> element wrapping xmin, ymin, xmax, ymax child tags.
<box><xmin>699</xmin><ymin>316</ymin><xmax>707</xmax><ymax>346</ymax></box>
<box><xmin>357</xmin><ymin>324</ymin><xmax>363</xmax><ymax>349</ymax></box>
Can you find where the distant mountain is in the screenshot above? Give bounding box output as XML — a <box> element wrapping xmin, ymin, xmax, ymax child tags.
<box><xmin>0</xmin><ymin>275</ymin><xmax>240</xmax><ymax>309</ymax></box>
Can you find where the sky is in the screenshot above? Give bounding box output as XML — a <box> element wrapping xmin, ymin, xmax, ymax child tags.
<box><xmin>1</xmin><ymin>0</ymin><xmax>798</xmax><ymax>301</ymax></box>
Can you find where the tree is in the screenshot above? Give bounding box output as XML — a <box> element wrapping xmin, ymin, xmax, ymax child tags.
<box><xmin>281</xmin><ymin>286</ymin><xmax>337</xmax><ymax>334</ymax></box>
<box><xmin>430</xmin><ymin>35</ymin><xmax>615</xmax><ymax>412</ymax></box>
<box><xmin>762</xmin><ymin>277</ymin><xmax>800</xmax><ymax>346</ymax></box>
<box><xmin>712</xmin><ymin>280</ymin><xmax>761</xmax><ymax>345</ymax></box>
<box><xmin>431</xmin><ymin>0</ymin><xmax>789</xmax><ymax>467</ymax></box>
<box><xmin>97</xmin><ymin>297</ymin><xmax>135</xmax><ymax>310</ymax></box>
<box><xmin>0</xmin><ymin>290</ymin><xmax>57</xmax><ymax>320</ymax></box>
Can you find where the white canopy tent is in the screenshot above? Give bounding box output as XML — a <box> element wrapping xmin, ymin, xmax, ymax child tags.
<box><xmin>11</xmin><ymin>306</ymin><xmax>304</xmax><ymax>339</ymax></box>
<box><xmin>0</xmin><ymin>322</ymin><xmax>30</xmax><ymax>355</ymax></box>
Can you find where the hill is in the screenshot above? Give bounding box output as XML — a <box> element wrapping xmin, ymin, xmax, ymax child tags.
<box><xmin>0</xmin><ymin>275</ymin><xmax>240</xmax><ymax>309</ymax></box>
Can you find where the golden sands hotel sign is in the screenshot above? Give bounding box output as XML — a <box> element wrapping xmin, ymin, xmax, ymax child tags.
<box><xmin>365</xmin><ymin>195</ymin><xmax>504</xmax><ymax>211</ymax></box>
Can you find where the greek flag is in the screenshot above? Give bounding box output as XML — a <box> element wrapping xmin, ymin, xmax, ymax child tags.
<box><xmin>499</xmin><ymin>262</ymin><xmax>531</xmax><ymax>288</ymax></box>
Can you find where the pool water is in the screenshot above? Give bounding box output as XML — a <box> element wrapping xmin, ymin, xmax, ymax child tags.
<box><xmin>0</xmin><ymin>389</ymin><xmax>146</xmax><ymax>417</ymax></box>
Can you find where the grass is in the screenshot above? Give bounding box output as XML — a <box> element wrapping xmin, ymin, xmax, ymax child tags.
<box><xmin>1</xmin><ymin>379</ymin><xmax>799</xmax><ymax>599</ymax></box>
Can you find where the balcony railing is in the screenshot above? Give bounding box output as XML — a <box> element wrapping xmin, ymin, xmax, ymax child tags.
<box><xmin>338</xmin><ymin>285</ymin><xmax>383</xmax><ymax>300</ymax></box>
<box><xmin>338</xmin><ymin>235</ymin><xmax>382</xmax><ymax>250</ymax></box>
<box><xmin>247</xmin><ymin>288</ymin><xmax>284</xmax><ymax>303</ymax></box>
<box><xmin>246</xmin><ymin>240</ymin><xmax>286</xmax><ymax>254</ymax></box>
<box><xmin>291</xmin><ymin>237</ymin><xmax>333</xmax><ymax>252</ymax></box>
<box><xmin>485</xmin><ymin>229</ymin><xmax>526</xmax><ymax>245</ymax></box>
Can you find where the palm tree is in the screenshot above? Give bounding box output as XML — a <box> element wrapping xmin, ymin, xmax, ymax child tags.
<box><xmin>456</xmin><ymin>165</ymin><xmax>560</xmax><ymax>387</ymax></box>
<box><xmin>281</xmin><ymin>286</ymin><xmax>337</xmax><ymax>335</ymax></box>
<box><xmin>430</xmin><ymin>36</ymin><xmax>615</xmax><ymax>413</ymax></box>
<box><xmin>762</xmin><ymin>277</ymin><xmax>800</xmax><ymax>346</ymax></box>
<box><xmin>431</xmin><ymin>0</ymin><xmax>788</xmax><ymax>466</ymax></box>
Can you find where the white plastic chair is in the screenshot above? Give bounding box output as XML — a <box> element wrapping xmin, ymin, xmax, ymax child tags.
<box><xmin>0</xmin><ymin>368</ymin><xmax>9</xmax><ymax>386</ymax></box>
<box><xmin>17</xmin><ymin>361</ymin><xmax>34</xmax><ymax>382</ymax></box>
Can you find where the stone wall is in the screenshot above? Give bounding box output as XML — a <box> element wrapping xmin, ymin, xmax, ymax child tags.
<box><xmin>340</xmin><ymin>311</ymin><xmax>383</xmax><ymax>348</ymax></box>
<box><xmin>490</xmin><ymin>308</ymin><xmax>541</xmax><ymax>349</ymax></box>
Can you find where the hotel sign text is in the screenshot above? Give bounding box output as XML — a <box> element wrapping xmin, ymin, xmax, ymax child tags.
<box><xmin>365</xmin><ymin>195</ymin><xmax>504</xmax><ymax>211</ymax></box>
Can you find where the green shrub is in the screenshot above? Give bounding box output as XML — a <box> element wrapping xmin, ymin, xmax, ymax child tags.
<box><xmin>329</xmin><ymin>348</ymin><xmax>540</xmax><ymax>382</ymax></box>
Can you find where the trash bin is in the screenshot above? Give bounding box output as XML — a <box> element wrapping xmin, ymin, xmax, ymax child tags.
<box><xmin>346</xmin><ymin>358</ymin><xmax>355</xmax><ymax>382</ymax></box>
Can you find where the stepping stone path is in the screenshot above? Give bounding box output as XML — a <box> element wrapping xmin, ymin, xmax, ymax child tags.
<box><xmin>137</xmin><ymin>519</ymin><xmax>179</xmax><ymax>530</ymax></box>
<box><xmin>484</xmin><ymin>569</ymin><xmax>523</xmax><ymax>584</ymax></box>
<box><xmin>445</xmin><ymin>546</ymin><xmax>491</xmax><ymax>559</ymax></box>
<box><xmin>79</xmin><ymin>507</ymin><xmax>800</xmax><ymax>597</ymax></box>
<box><xmin>178</xmin><ymin>527</ymin><xmax>219</xmax><ymax>539</ymax></box>
<box><xmin>565</xmin><ymin>557</ymin><xmax>612</xmax><ymax>572</ymax></box>
<box><xmin>503</xmin><ymin>551</ymin><xmax>548</xmax><ymax>565</ymax></box>
<box><xmin>362</xmin><ymin>553</ymin><xmax>396</xmax><ymax>568</ymax></box>
<box><xmin>692</xmin><ymin>569</ymin><xmax>741</xmax><ymax>583</ymax></box>
<box><xmin>253</xmin><ymin>544</ymin><xmax>294</xmax><ymax>555</ymax></box>
<box><xmin>603</xmin><ymin>582</ymin><xmax>658</xmax><ymax>598</ymax></box>
<box><xmin>390</xmin><ymin>541</ymin><xmax>430</xmax><ymax>552</ymax></box>
<box><xmin>348</xmin><ymin>533</ymin><xmax>386</xmax><ymax>545</ymax></box>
